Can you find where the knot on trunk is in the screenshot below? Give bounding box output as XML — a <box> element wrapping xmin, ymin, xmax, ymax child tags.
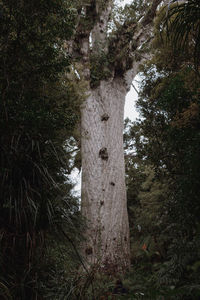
<box><xmin>99</xmin><ymin>147</ymin><xmax>108</xmax><ymax>160</ymax></box>
<box><xmin>101</xmin><ymin>113</ymin><xmax>110</xmax><ymax>121</ymax></box>
<box><xmin>85</xmin><ymin>247</ymin><xmax>93</xmax><ymax>255</ymax></box>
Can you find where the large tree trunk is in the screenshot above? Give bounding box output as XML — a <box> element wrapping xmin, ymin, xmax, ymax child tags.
<box><xmin>81</xmin><ymin>77</ymin><xmax>130</xmax><ymax>271</ymax></box>
<box><xmin>73</xmin><ymin>0</ymin><xmax>163</xmax><ymax>272</ymax></box>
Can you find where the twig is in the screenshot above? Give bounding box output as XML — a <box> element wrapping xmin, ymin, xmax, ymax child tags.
<box><xmin>131</xmin><ymin>83</ymin><xmax>139</xmax><ymax>94</ymax></box>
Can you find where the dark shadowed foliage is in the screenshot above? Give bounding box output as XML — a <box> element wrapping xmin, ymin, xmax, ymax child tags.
<box><xmin>0</xmin><ymin>0</ymin><xmax>84</xmax><ymax>298</ymax></box>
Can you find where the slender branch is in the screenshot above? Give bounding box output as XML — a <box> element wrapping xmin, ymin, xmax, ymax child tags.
<box><xmin>132</xmin><ymin>83</ymin><xmax>139</xmax><ymax>94</ymax></box>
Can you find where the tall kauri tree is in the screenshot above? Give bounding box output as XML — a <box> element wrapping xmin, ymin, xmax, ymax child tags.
<box><xmin>70</xmin><ymin>0</ymin><xmax>167</xmax><ymax>270</ymax></box>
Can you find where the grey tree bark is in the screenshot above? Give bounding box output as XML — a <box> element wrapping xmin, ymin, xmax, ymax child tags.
<box><xmin>71</xmin><ymin>0</ymin><xmax>165</xmax><ymax>271</ymax></box>
<box><xmin>81</xmin><ymin>78</ymin><xmax>131</xmax><ymax>270</ymax></box>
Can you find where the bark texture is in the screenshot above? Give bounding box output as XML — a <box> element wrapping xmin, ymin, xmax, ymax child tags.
<box><xmin>81</xmin><ymin>78</ymin><xmax>129</xmax><ymax>270</ymax></box>
<box><xmin>71</xmin><ymin>0</ymin><xmax>164</xmax><ymax>271</ymax></box>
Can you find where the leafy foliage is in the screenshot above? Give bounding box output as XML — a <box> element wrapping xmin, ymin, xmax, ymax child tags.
<box><xmin>163</xmin><ymin>0</ymin><xmax>200</xmax><ymax>72</ymax></box>
<box><xmin>124</xmin><ymin>4</ymin><xmax>200</xmax><ymax>298</ymax></box>
<box><xmin>0</xmin><ymin>0</ymin><xmax>84</xmax><ymax>298</ymax></box>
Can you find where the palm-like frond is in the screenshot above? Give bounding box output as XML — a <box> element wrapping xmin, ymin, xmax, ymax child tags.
<box><xmin>165</xmin><ymin>0</ymin><xmax>200</xmax><ymax>71</ymax></box>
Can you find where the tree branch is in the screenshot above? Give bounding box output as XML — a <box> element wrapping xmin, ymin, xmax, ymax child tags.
<box><xmin>71</xmin><ymin>1</ymin><xmax>113</xmax><ymax>82</ymax></box>
<box><xmin>69</xmin><ymin>0</ymin><xmax>165</xmax><ymax>86</ymax></box>
<box><xmin>107</xmin><ymin>0</ymin><xmax>164</xmax><ymax>87</ymax></box>
<box><xmin>141</xmin><ymin>0</ymin><xmax>163</xmax><ymax>26</ymax></box>
<box><xmin>91</xmin><ymin>0</ymin><xmax>113</xmax><ymax>53</ymax></box>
